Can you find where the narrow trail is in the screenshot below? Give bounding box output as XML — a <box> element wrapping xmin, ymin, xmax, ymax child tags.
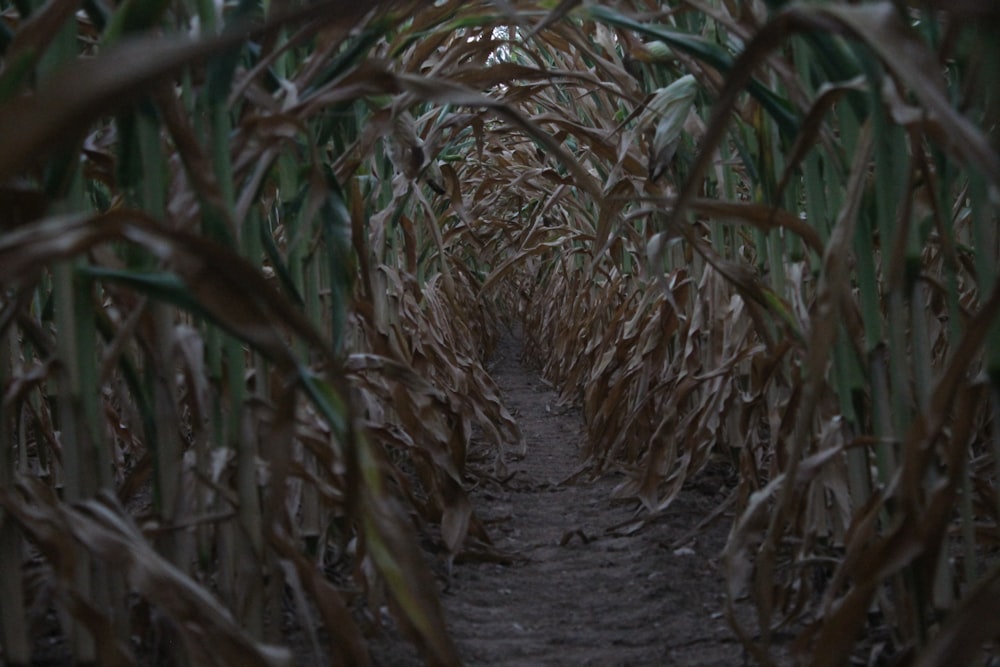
<box><xmin>375</xmin><ymin>329</ymin><xmax>749</xmax><ymax>666</ymax></box>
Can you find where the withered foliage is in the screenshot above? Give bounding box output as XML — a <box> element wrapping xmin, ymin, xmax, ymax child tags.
<box><xmin>1</xmin><ymin>1</ymin><xmax>999</xmax><ymax>665</ymax></box>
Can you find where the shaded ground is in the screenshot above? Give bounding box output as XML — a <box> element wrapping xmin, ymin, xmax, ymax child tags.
<box><xmin>373</xmin><ymin>328</ymin><xmax>752</xmax><ymax>666</ymax></box>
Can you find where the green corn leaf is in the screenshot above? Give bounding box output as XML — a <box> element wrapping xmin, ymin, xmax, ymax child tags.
<box><xmin>79</xmin><ymin>267</ymin><xmax>212</xmax><ymax>319</ymax></box>
<box><xmin>587</xmin><ymin>5</ymin><xmax>799</xmax><ymax>138</ymax></box>
<box><xmin>260</xmin><ymin>219</ymin><xmax>306</xmax><ymax>307</ymax></box>
<box><xmin>103</xmin><ymin>0</ymin><xmax>171</xmax><ymax>41</ymax></box>
<box><xmin>642</xmin><ymin>74</ymin><xmax>698</xmax><ymax>181</ymax></box>
<box><xmin>297</xmin><ymin>370</ymin><xmax>349</xmax><ymax>442</ymax></box>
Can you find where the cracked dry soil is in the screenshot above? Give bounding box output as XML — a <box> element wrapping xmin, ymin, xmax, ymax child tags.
<box><xmin>373</xmin><ymin>328</ymin><xmax>751</xmax><ymax>666</ymax></box>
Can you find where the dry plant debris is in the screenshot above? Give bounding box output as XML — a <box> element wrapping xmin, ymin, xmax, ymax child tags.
<box><xmin>0</xmin><ymin>1</ymin><xmax>999</xmax><ymax>665</ymax></box>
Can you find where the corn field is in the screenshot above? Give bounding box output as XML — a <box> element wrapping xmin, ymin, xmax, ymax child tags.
<box><xmin>0</xmin><ymin>0</ymin><xmax>998</xmax><ymax>664</ymax></box>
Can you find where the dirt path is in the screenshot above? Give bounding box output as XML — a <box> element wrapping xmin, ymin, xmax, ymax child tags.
<box><xmin>374</xmin><ymin>329</ymin><xmax>749</xmax><ymax>666</ymax></box>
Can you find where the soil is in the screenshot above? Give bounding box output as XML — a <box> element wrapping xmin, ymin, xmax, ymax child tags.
<box><xmin>371</xmin><ymin>328</ymin><xmax>754</xmax><ymax>667</ymax></box>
